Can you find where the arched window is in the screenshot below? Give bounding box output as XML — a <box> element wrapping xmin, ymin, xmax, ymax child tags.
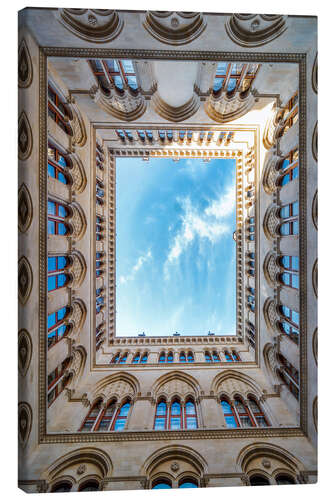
<box><xmin>179</xmin><ymin>351</ymin><xmax>186</xmax><ymax>363</ymax></box>
<box><xmin>79</xmin><ymin>480</ymin><xmax>100</xmax><ymax>491</ymax></box>
<box><xmin>231</xmin><ymin>350</ymin><xmax>241</xmax><ymax>362</ymax></box>
<box><xmin>275</xmin><ymin>474</ymin><xmax>296</xmax><ymax>485</ymax></box>
<box><xmin>167</xmin><ymin>351</ymin><xmax>174</xmax><ymax>363</ymax></box>
<box><xmin>96</xmin><ymin>252</ymin><xmax>104</xmax><ymax>277</ymax></box>
<box><xmin>89</xmin><ymin>59</ymin><xmax>138</xmax><ymax>93</ymax></box>
<box><xmin>140</xmin><ymin>352</ymin><xmax>148</xmax><ymax>363</ymax></box>
<box><xmin>96</xmin><ymin>400</ymin><xmax>118</xmax><ymax>431</ymax></box>
<box><xmin>249</xmin><ymin>475</ymin><xmax>270</xmax><ymax>486</ymax></box>
<box><xmin>79</xmin><ymin>399</ymin><xmax>103</xmax><ymax>432</ymax></box>
<box><xmin>112</xmin><ymin>400</ymin><xmax>131</xmax><ymax>431</ymax></box>
<box><xmin>184</xmin><ymin>398</ymin><xmax>198</xmax><ymax>429</ymax></box>
<box><xmin>96</xmin><ymin>293</ymin><xmax>104</xmax><ymax>314</ymax></box>
<box><xmin>187</xmin><ymin>351</ymin><xmax>194</xmax><ymax>363</ymax></box>
<box><xmin>96</xmin><ymin>178</ymin><xmax>104</xmax><ymax>205</ymax></box>
<box><xmin>159</xmin><ymin>351</ymin><xmax>166</xmax><ymax>363</ymax></box>
<box><xmin>48</xmin><ymin>200</ymin><xmax>70</xmax><ymax>235</ymax></box>
<box><xmin>212</xmin><ymin>62</ymin><xmax>259</xmax><ymax>95</ymax></box>
<box><xmin>247</xmin><ymin>252</ymin><xmax>255</xmax><ymax>276</ymax></box>
<box><xmin>224</xmin><ymin>350</ymin><xmax>233</xmax><ymax>362</ymax></box>
<box><xmin>47</xmin><ymin>357</ymin><xmax>71</xmax><ymax>406</ymax></box>
<box><xmin>246</xmin><ymin>321</ymin><xmax>256</xmax><ymax>349</ymax></box>
<box><xmin>279</xmin><ymin>201</ymin><xmax>299</xmax><ymax>236</ymax></box>
<box><xmin>277</xmin><ymin>92</ymin><xmax>298</xmax><ymax>139</ymax></box>
<box><xmin>234</xmin><ymin>397</ymin><xmax>255</xmax><ymax>428</ymax></box>
<box><xmin>212</xmin><ymin>351</ymin><xmax>220</xmax><ymax>362</ymax></box>
<box><xmin>48</xmin><ymin>255</ymin><xmax>70</xmax><ymax>292</ymax></box>
<box><xmin>279</xmin><ymin>256</ymin><xmax>299</xmax><ymax>289</ymax></box>
<box><xmin>152</xmin><ymin>479</ymin><xmax>172</xmax><ymax>489</ymax></box>
<box><xmin>96</xmin><ymin>142</ymin><xmax>104</xmax><ymax>172</ymax></box>
<box><xmin>48</xmin><ymin>143</ymin><xmax>70</xmax><ymax>184</ymax></box>
<box><xmin>132</xmin><ymin>353</ymin><xmax>140</xmax><ymax>364</ymax></box>
<box><xmin>220</xmin><ymin>398</ymin><xmax>239</xmax><ymax>428</ymax></box>
<box><xmin>110</xmin><ymin>352</ymin><xmax>120</xmax><ymax>364</ymax></box>
<box><xmin>96</xmin><ymin>324</ymin><xmax>104</xmax><ymax>351</ymax></box>
<box><xmin>248</xmin><ymin>397</ymin><xmax>270</xmax><ymax>427</ymax></box>
<box><xmin>154</xmin><ymin>399</ymin><xmax>167</xmax><ymax>430</ymax></box>
<box><xmin>119</xmin><ymin>353</ymin><xmax>128</xmax><ymax>364</ymax></box>
<box><xmin>247</xmin><ymin>216</ymin><xmax>255</xmax><ymax>241</ymax></box>
<box><xmin>277</xmin><ymin>354</ymin><xmax>299</xmax><ymax>399</ymax></box>
<box><xmin>47</xmin><ymin>306</ymin><xmax>70</xmax><ymax>348</ymax></box>
<box><xmin>169</xmin><ymin>399</ymin><xmax>182</xmax><ymax>430</ymax></box>
<box><xmin>178</xmin><ymin>478</ymin><xmax>199</xmax><ymax>488</ymax></box>
<box><xmin>48</xmin><ymin>84</ymin><xmax>72</xmax><ymax>135</ymax></box>
<box><xmin>51</xmin><ymin>482</ymin><xmax>72</xmax><ymax>492</ymax></box>
<box><xmin>96</xmin><ymin>216</ymin><xmax>104</xmax><ymax>241</ymax></box>
<box><xmin>205</xmin><ymin>351</ymin><xmax>212</xmax><ymax>362</ymax></box>
<box><xmin>279</xmin><ymin>305</ymin><xmax>299</xmax><ymax>343</ymax></box>
<box><xmin>247</xmin><ymin>287</ymin><xmax>255</xmax><ymax>312</ymax></box>
<box><xmin>278</xmin><ymin>148</ymin><xmax>299</xmax><ymax>186</ymax></box>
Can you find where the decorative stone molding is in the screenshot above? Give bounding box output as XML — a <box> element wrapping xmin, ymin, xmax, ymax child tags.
<box><xmin>90</xmin><ymin>85</ymin><xmax>147</xmax><ymax>122</ymax></box>
<box><xmin>18</xmin><ymin>402</ymin><xmax>32</xmax><ymax>448</ymax></box>
<box><xmin>18</xmin><ymin>183</ymin><xmax>33</xmax><ymax>233</ymax></box>
<box><xmin>67</xmin><ymin>153</ymin><xmax>87</xmax><ymax>195</ymax></box>
<box><xmin>225</xmin><ymin>14</ymin><xmax>288</xmax><ymax>47</ymax></box>
<box><xmin>69</xmin><ymin>346</ymin><xmax>87</xmax><ymax>380</ymax></box>
<box><xmin>45</xmin><ymin>448</ymin><xmax>113</xmax><ymax>481</ymax></box>
<box><xmin>69</xmin><ymin>202</ymin><xmax>87</xmax><ymax>241</ymax></box>
<box><xmin>263</xmin><ymin>204</ymin><xmax>280</xmax><ymax>240</ymax></box>
<box><xmin>92</xmin><ymin>373</ymin><xmax>139</xmax><ymax>404</ymax></box>
<box><xmin>263</xmin><ymin>343</ymin><xmax>279</xmax><ymax>385</ymax></box>
<box><xmin>312</xmin><ymin>121</ymin><xmax>318</xmax><ymax>162</ymax></box>
<box><xmin>312</xmin><ymin>328</ymin><xmax>317</xmax><ymax>365</ymax></box>
<box><xmin>18</xmin><ymin>329</ymin><xmax>33</xmax><ymax>377</ymax></box>
<box><xmin>143</xmin><ymin>11</ymin><xmax>207</xmax><ymax>46</ymax></box>
<box><xmin>313</xmin><ymin>397</ymin><xmax>317</xmax><ymax>432</ymax></box>
<box><xmin>263</xmin><ymin>252</ymin><xmax>279</xmax><ymax>288</ymax></box>
<box><xmin>18</xmin><ymin>111</ymin><xmax>33</xmax><ymax>161</ymax></box>
<box><xmin>151</xmin><ymin>92</ymin><xmax>199</xmax><ymax>122</ymax></box>
<box><xmin>68</xmin><ymin>101</ymin><xmax>87</xmax><ymax>148</ymax></box>
<box><xmin>312</xmin><ymin>259</ymin><xmax>318</xmax><ymax>298</ymax></box>
<box><xmin>262</xmin><ymin>155</ymin><xmax>280</xmax><ymax>194</ymax></box>
<box><xmin>312</xmin><ymin>53</ymin><xmax>318</xmax><ymax>94</ymax></box>
<box><xmin>18</xmin><ymin>39</ymin><xmax>33</xmax><ymax>88</ymax></box>
<box><xmin>68</xmin><ymin>251</ymin><xmax>87</xmax><ymax>290</ymax></box>
<box><xmin>67</xmin><ymin>299</ymin><xmax>87</xmax><ymax>338</ymax></box>
<box><xmin>263</xmin><ymin>298</ymin><xmax>279</xmax><ymax>333</ymax></box>
<box><xmin>312</xmin><ymin>190</ymin><xmax>318</xmax><ymax>230</ymax></box>
<box><xmin>263</xmin><ymin>106</ymin><xmax>282</xmax><ymax>150</ymax></box>
<box><xmin>57</xmin><ymin>9</ymin><xmax>123</xmax><ymax>43</ymax></box>
<box><xmin>18</xmin><ymin>256</ymin><xmax>33</xmax><ymax>305</ymax></box>
<box><xmin>205</xmin><ymin>90</ymin><xmax>255</xmax><ymax>123</ymax></box>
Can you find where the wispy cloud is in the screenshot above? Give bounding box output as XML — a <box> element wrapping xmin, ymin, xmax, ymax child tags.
<box><xmin>119</xmin><ymin>250</ymin><xmax>152</xmax><ymax>285</ymax></box>
<box><xmin>164</xmin><ymin>183</ymin><xmax>234</xmax><ymax>278</ymax></box>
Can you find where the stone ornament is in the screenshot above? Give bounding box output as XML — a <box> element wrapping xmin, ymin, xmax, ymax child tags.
<box><xmin>18</xmin><ymin>402</ymin><xmax>32</xmax><ymax>448</ymax></box>
<box><xmin>68</xmin><ymin>251</ymin><xmax>87</xmax><ymax>290</ymax></box>
<box><xmin>18</xmin><ymin>39</ymin><xmax>33</xmax><ymax>88</ymax></box>
<box><xmin>70</xmin><ymin>102</ymin><xmax>87</xmax><ymax>148</ymax></box>
<box><xmin>91</xmin><ymin>85</ymin><xmax>147</xmax><ymax>122</ymax></box>
<box><xmin>18</xmin><ymin>183</ymin><xmax>33</xmax><ymax>233</ymax></box>
<box><xmin>312</xmin><ymin>53</ymin><xmax>318</xmax><ymax>94</ymax></box>
<box><xmin>225</xmin><ymin>14</ymin><xmax>288</xmax><ymax>47</ymax></box>
<box><xmin>18</xmin><ymin>111</ymin><xmax>33</xmax><ymax>161</ymax></box>
<box><xmin>262</xmin><ymin>155</ymin><xmax>279</xmax><ymax>194</ymax></box>
<box><xmin>263</xmin><ymin>204</ymin><xmax>280</xmax><ymax>240</ymax></box>
<box><xmin>263</xmin><ymin>252</ymin><xmax>279</xmax><ymax>287</ymax></box>
<box><xmin>18</xmin><ymin>329</ymin><xmax>33</xmax><ymax>377</ymax></box>
<box><xmin>18</xmin><ymin>256</ymin><xmax>33</xmax><ymax>305</ymax></box>
<box><xmin>171</xmin><ymin>462</ymin><xmax>180</xmax><ymax>472</ymax></box>
<box><xmin>70</xmin><ymin>202</ymin><xmax>87</xmax><ymax>241</ymax></box>
<box><xmin>77</xmin><ymin>464</ymin><xmax>86</xmax><ymax>475</ymax></box>
<box><xmin>263</xmin><ymin>298</ymin><xmax>279</xmax><ymax>332</ymax></box>
<box><xmin>152</xmin><ymin>92</ymin><xmax>199</xmax><ymax>122</ymax></box>
<box><xmin>67</xmin><ymin>299</ymin><xmax>87</xmax><ymax>338</ymax></box>
<box><xmin>143</xmin><ymin>11</ymin><xmax>207</xmax><ymax>46</ymax></box>
<box><xmin>262</xmin><ymin>458</ymin><xmax>271</xmax><ymax>469</ymax></box>
<box><xmin>205</xmin><ymin>91</ymin><xmax>255</xmax><ymax>123</ymax></box>
<box><xmin>68</xmin><ymin>154</ymin><xmax>87</xmax><ymax>195</ymax></box>
<box><xmin>57</xmin><ymin>9</ymin><xmax>123</xmax><ymax>43</ymax></box>
<box><xmin>312</xmin><ymin>121</ymin><xmax>318</xmax><ymax>162</ymax></box>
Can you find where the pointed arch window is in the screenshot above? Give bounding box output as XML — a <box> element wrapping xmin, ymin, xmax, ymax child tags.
<box><xmin>159</xmin><ymin>351</ymin><xmax>166</xmax><ymax>363</ymax></box>
<box><xmin>275</xmin><ymin>475</ymin><xmax>296</xmax><ymax>485</ymax></box>
<box><xmin>179</xmin><ymin>479</ymin><xmax>198</xmax><ymax>488</ymax></box>
<box><xmin>48</xmin><ymin>84</ymin><xmax>73</xmax><ymax>135</ymax></box>
<box><xmin>113</xmin><ymin>400</ymin><xmax>131</xmax><ymax>431</ymax></box>
<box><xmin>47</xmin><ymin>306</ymin><xmax>70</xmax><ymax>348</ymax></box>
<box><xmin>277</xmin><ymin>353</ymin><xmax>299</xmax><ymax>399</ymax></box>
<box><xmin>184</xmin><ymin>398</ymin><xmax>198</xmax><ymax>429</ymax></box>
<box><xmin>179</xmin><ymin>351</ymin><xmax>186</xmax><ymax>363</ymax></box>
<box><xmin>212</xmin><ymin>62</ymin><xmax>259</xmax><ymax>95</ymax></box>
<box><xmin>248</xmin><ymin>397</ymin><xmax>270</xmax><ymax>427</ymax></box>
<box><xmin>167</xmin><ymin>351</ymin><xmax>174</xmax><ymax>363</ymax></box>
<box><xmin>79</xmin><ymin>399</ymin><xmax>103</xmax><ymax>432</ymax></box>
<box><xmin>48</xmin><ymin>144</ymin><xmax>70</xmax><ymax>184</ymax></box>
<box><xmin>140</xmin><ymin>352</ymin><xmax>148</xmax><ymax>363</ymax></box>
<box><xmin>279</xmin><ymin>255</ymin><xmax>299</xmax><ymax>289</ymax></box>
<box><xmin>224</xmin><ymin>350</ymin><xmax>233</xmax><ymax>362</ymax></box>
<box><xmin>154</xmin><ymin>399</ymin><xmax>167</xmax><ymax>430</ymax></box>
<box><xmin>231</xmin><ymin>350</ymin><xmax>241</xmax><ymax>362</ymax></box>
<box><xmin>89</xmin><ymin>59</ymin><xmax>138</xmax><ymax>93</ymax></box>
<box><xmin>152</xmin><ymin>479</ymin><xmax>172</xmax><ymax>489</ymax></box>
<box><xmin>279</xmin><ymin>148</ymin><xmax>299</xmax><ymax>186</ymax></box>
<box><xmin>247</xmin><ymin>216</ymin><xmax>255</xmax><ymax>241</ymax></box>
<box><xmin>212</xmin><ymin>351</ymin><xmax>220</xmax><ymax>362</ymax></box>
<box><xmin>220</xmin><ymin>398</ymin><xmax>239</xmax><ymax>428</ymax></box>
<box><xmin>96</xmin><ymin>142</ymin><xmax>104</xmax><ymax>171</ymax></box>
<box><xmin>187</xmin><ymin>351</ymin><xmax>194</xmax><ymax>363</ymax></box>
<box><xmin>234</xmin><ymin>397</ymin><xmax>255</xmax><ymax>428</ymax></box>
<box><xmin>246</xmin><ymin>321</ymin><xmax>256</xmax><ymax>349</ymax></box>
<box><xmin>80</xmin><ymin>398</ymin><xmax>130</xmax><ymax>432</ymax></box>
<box><xmin>277</xmin><ymin>92</ymin><xmax>298</xmax><ymax>139</ymax></box>
<box><xmin>48</xmin><ymin>255</ymin><xmax>70</xmax><ymax>292</ymax></box>
<box><xmin>132</xmin><ymin>353</ymin><xmax>140</xmax><ymax>364</ymax></box>
<box><xmin>47</xmin><ymin>357</ymin><xmax>71</xmax><ymax>406</ymax></box>
<box><xmin>48</xmin><ymin>200</ymin><xmax>70</xmax><ymax>235</ymax></box>
<box><xmin>279</xmin><ymin>305</ymin><xmax>299</xmax><ymax>343</ymax></box>
<box><xmin>110</xmin><ymin>352</ymin><xmax>120</xmax><ymax>364</ymax></box>
<box><xmin>249</xmin><ymin>475</ymin><xmax>270</xmax><ymax>486</ymax></box>
<box><xmin>119</xmin><ymin>353</ymin><xmax>128</xmax><ymax>364</ymax></box>
<box><xmin>169</xmin><ymin>399</ymin><xmax>182</xmax><ymax>430</ymax></box>
<box><xmin>205</xmin><ymin>351</ymin><xmax>212</xmax><ymax>362</ymax></box>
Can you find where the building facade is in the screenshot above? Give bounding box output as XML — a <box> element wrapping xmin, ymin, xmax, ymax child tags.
<box><xmin>18</xmin><ymin>9</ymin><xmax>317</xmax><ymax>492</ymax></box>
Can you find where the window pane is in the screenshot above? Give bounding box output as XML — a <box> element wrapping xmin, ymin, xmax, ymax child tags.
<box><xmin>179</xmin><ymin>482</ymin><xmax>198</xmax><ymax>489</ymax></box>
<box><xmin>48</xmin><ymin>312</ymin><xmax>56</xmax><ymax>328</ymax></box>
<box><xmin>113</xmin><ymin>419</ymin><xmax>126</xmax><ymax>431</ymax></box>
<box><xmin>292</xmin><ymin>256</ymin><xmax>299</xmax><ymax>270</ymax></box>
<box><xmin>221</xmin><ymin>400</ymin><xmax>232</xmax><ymax>413</ymax></box>
<box><xmin>58</xmin><ymin>256</ymin><xmax>67</xmax><ymax>269</ymax></box>
<box><xmin>48</xmin><ymin>201</ymin><xmax>56</xmax><ymax>215</ymax></box>
<box><xmin>48</xmin><ymin>163</ymin><xmax>55</xmax><ymax>177</ymax></box>
<box><xmin>216</xmin><ymin>62</ymin><xmax>228</xmax><ymax>75</ymax></box>
<box><xmin>58</xmin><ymin>223</ymin><xmax>67</xmax><ymax>235</ymax></box>
<box><xmin>292</xmin><ymin>274</ymin><xmax>299</xmax><ymax>288</ymax></box>
<box><xmin>58</xmin><ymin>273</ymin><xmax>67</xmax><ymax>287</ymax></box>
<box><xmin>127</xmin><ymin>76</ymin><xmax>138</xmax><ymax>90</ymax></box>
<box><xmin>154</xmin><ymin>418</ymin><xmax>166</xmax><ymax>430</ymax></box>
<box><xmin>225</xmin><ymin>416</ymin><xmax>238</xmax><ymax>428</ymax></box>
<box><xmin>114</xmin><ymin>75</ymin><xmax>123</xmax><ymax>89</ymax></box>
<box><xmin>240</xmin><ymin>416</ymin><xmax>253</xmax><ymax>428</ymax></box>
<box><xmin>58</xmin><ymin>171</ymin><xmax>67</xmax><ymax>184</ymax></box>
<box><xmin>153</xmin><ymin>482</ymin><xmax>172</xmax><ymax>489</ymax></box>
<box><xmin>171</xmin><ymin>402</ymin><xmax>181</xmax><ymax>415</ymax></box>
<box><xmin>119</xmin><ymin>403</ymin><xmax>130</xmax><ymax>416</ymax></box>
<box><xmin>291</xmin><ymin>310</ymin><xmax>299</xmax><ymax>325</ymax></box>
<box><xmin>58</xmin><ymin>204</ymin><xmax>67</xmax><ymax>218</ymax></box>
<box><xmin>121</xmin><ymin>59</ymin><xmax>135</xmax><ymax>73</ymax></box>
<box><xmin>186</xmin><ymin>402</ymin><xmax>195</xmax><ymax>414</ymax></box>
<box><xmin>170</xmin><ymin>417</ymin><xmax>181</xmax><ymax>430</ymax></box>
<box><xmin>186</xmin><ymin>417</ymin><xmax>197</xmax><ymax>429</ymax></box>
<box><xmin>156</xmin><ymin>402</ymin><xmax>167</xmax><ymax>415</ymax></box>
<box><xmin>227</xmin><ymin>78</ymin><xmax>237</xmax><ymax>92</ymax></box>
<box><xmin>48</xmin><ymin>276</ymin><xmax>56</xmax><ymax>291</ymax></box>
<box><xmin>48</xmin><ymin>257</ymin><xmax>56</xmax><ymax>271</ymax></box>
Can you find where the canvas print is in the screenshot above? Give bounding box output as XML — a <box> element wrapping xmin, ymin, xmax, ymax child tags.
<box><xmin>18</xmin><ymin>8</ymin><xmax>317</xmax><ymax>492</ymax></box>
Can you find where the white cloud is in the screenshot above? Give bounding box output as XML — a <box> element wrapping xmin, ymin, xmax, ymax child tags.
<box><xmin>119</xmin><ymin>250</ymin><xmax>152</xmax><ymax>285</ymax></box>
<box><xmin>164</xmin><ymin>183</ymin><xmax>234</xmax><ymax>278</ymax></box>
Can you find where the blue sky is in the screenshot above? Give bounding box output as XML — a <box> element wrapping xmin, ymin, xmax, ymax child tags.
<box><xmin>116</xmin><ymin>157</ymin><xmax>236</xmax><ymax>337</ymax></box>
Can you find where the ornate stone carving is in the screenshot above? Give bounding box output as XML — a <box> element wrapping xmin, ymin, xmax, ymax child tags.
<box><xmin>262</xmin><ymin>155</ymin><xmax>279</xmax><ymax>194</ymax></box>
<box><xmin>67</xmin><ymin>299</ymin><xmax>87</xmax><ymax>338</ymax></box>
<box><xmin>18</xmin><ymin>111</ymin><xmax>33</xmax><ymax>161</ymax></box>
<box><xmin>263</xmin><ymin>106</ymin><xmax>281</xmax><ymax>149</ymax></box>
<box><xmin>90</xmin><ymin>85</ymin><xmax>147</xmax><ymax>121</ymax></box>
<box><xmin>312</xmin><ymin>121</ymin><xmax>318</xmax><ymax>162</ymax></box>
<box><xmin>69</xmin><ymin>202</ymin><xmax>87</xmax><ymax>241</ymax></box>
<box><xmin>312</xmin><ymin>53</ymin><xmax>318</xmax><ymax>94</ymax></box>
<box><xmin>312</xmin><ymin>190</ymin><xmax>318</xmax><ymax>230</ymax></box>
<box><xmin>69</xmin><ymin>346</ymin><xmax>87</xmax><ymax>380</ymax></box>
<box><xmin>158</xmin><ymin>378</ymin><xmax>195</xmax><ymax>399</ymax></box>
<box><xmin>225</xmin><ymin>14</ymin><xmax>288</xmax><ymax>47</ymax></box>
<box><xmin>95</xmin><ymin>379</ymin><xmax>135</xmax><ymax>402</ymax></box>
<box><xmin>263</xmin><ymin>298</ymin><xmax>279</xmax><ymax>332</ymax></box>
<box><xmin>170</xmin><ymin>462</ymin><xmax>180</xmax><ymax>472</ymax></box>
<box><xmin>263</xmin><ymin>204</ymin><xmax>280</xmax><ymax>240</ymax></box>
<box><xmin>262</xmin><ymin>458</ymin><xmax>271</xmax><ymax>469</ymax></box>
<box><xmin>57</xmin><ymin>9</ymin><xmax>123</xmax><ymax>43</ymax></box>
<box><xmin>77</xmin><ymin>464</ymin><xmax>86</xmax><ymax>475</ymax></box>
<box><xmin>143</xmin><ymin>11</ymin><xmax>207</xmax><ymax>46</ymax></box>
<box><xmin>68</xmin><ymin>154</ymin><xmax>87</xmax><ymax>195</ymax></box>
<box><xmin>18</xmin><ymin>183</ymin><xmax>33</xmax><ymax>233</ymax></box>
<box><xmin>151</xmin><ymin>92</ymin><xmax>199</xmax><ymax>122</ymax></box>
<box><xmin>18</xmin><ymin>256</ymin><xmax>33</xmax><ymax>305</ymax></box>
<box><xmin>18</xmin><ymin>329</ymin><xmax>32</xmax><ymax>377</ymax></box>
<box><xmin>18</xmin><ymin>402</ymin><xmax>32</xmax><ymax>448</ymax></box>
<box><xmin>18</xmin><ymin>39</ymin><xmax>33</xmax><ymax>88</ymax></box>
<box><xmin>263</xmin><ymin>252</ymin><xmax>279</xmax><ymax>287</ymax></box>
<box><xmin>205</xmin><ymin>90</ymin><xmax>255</xmax><ymax>123</ymax></box>
<box><xmin>70</xmin><ymin>102</ymin><xmax>87</xmax><ymax>148</ymax></box>
<box><xmin>68</xmin><ymin>251</ymin><xmax>87</xmax><ymax>290</ymax></box>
